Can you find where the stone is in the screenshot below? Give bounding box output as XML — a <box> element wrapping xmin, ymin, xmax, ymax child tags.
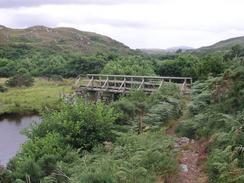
<box><xmin>176</xmin><ymin>137</ymin><xmax>190</xmax><ymax>146</ymax></box>
<box><xmin>180</xmin><ymin>164</ymin><xmax>188</xmax><ymax>173</ymax></box>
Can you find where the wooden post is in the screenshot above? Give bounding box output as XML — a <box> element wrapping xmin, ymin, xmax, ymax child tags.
<box><xmin>91</xmin><ymin>76</ymin><xmax>94</xmax><ymax>89</ymax></box>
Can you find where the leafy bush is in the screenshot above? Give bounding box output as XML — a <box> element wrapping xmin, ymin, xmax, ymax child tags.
<box><xmin>176</xmin><ymin>112</ymin><xmax>238</xmax><ymax>139</ymax></box>
<box><xmin>28</xmin><ymin>99</ymin><xmax>118</xmax><ymax>152</ymax></box>
<box><xmin>102</xmin><ymin>56</ymin><xmax>156</xmax><ymax>76</ymax></box>
<box><xmin>144</xmin><ymin>101</ymin><xmax>178</xmax><ymax>126</ymax></box>
<box><xmin>175</xmin><ymin>62</ymin><xmax>244</xmax><ymax>182</ymax></box>
<box><xmin>8</xmin><ymin>133</ymin><xmax>71</xmax><ymax>182</ymax></box>
<box><xmin>207</xmin><ymin>147</ymin><xmax>244</xmax><ymax>183</ymax></box>
<box><xmin>5</xmin><ymin>68</ymin><xmax>34</xmax><ymax>87</ymax></box>
<box><xmin>0</xmin><ymin>85</ymin><xmax>8</xmax><ymax>92</ymax></box>
<box><xmin>156</xmin><ymin>54</ymin><xmax>200</xmax><ymax>79</ymax></box>
<box><xmin>70</xmin><ymin>131</ymin><xmax>177</xmax><ymax>183</ymax></box>
<box><xmin>48</xmin><ymin>75</ymin><xmax>64</xmax><ymax>81</ymax></box>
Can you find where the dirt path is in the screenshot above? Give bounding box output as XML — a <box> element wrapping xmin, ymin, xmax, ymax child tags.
<box><xmin>166</xmin><ymin>97</ymin><xmax>208</xmax><ymax>183</ymax></box>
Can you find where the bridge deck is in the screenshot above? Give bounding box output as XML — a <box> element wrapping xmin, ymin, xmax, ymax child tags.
<box><xmin>76</xmin><ymin>74</ymin><xmax>192</xmax><ymax>96</ymax></box>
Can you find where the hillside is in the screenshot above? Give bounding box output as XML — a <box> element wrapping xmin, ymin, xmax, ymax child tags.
<box><xmin>197</xmin><ymin>36</ymin><xmax>244</xmax><ymax>52</ymax></box>
<box><xmin>0</xmin><ymin>25</ymin><xmax>132</xmax><ymax>58</ymax></box>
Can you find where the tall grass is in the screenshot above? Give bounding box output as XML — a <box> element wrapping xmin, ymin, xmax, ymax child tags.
<box><xmin>0</xmin><ymin>78</ymin><xmax>73</xmax><ymax>115</ymax></box>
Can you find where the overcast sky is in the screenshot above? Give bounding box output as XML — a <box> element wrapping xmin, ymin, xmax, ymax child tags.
<box><xmin>1</xmin><ymin>0</ymin><xmax>244</xmax><ymax>49</ymax></box>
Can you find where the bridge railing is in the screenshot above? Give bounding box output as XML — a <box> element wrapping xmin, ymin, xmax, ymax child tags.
<box><xmin>78</xmin><ymin>74</ymin><xmax>192</xmax><ymax>94</ymax></box>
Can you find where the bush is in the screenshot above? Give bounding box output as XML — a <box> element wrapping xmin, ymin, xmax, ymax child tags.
<box><xmin>28</xmin><ymin>99</ymin><xmax>119</xmax><ymax>152</ymax></box>
<box><xmin>48</xmin><ymin>74</ymin><xmax>63</xmax><ymax>81</ymax></box>
<box><xmin>176</xmin><ymin>112</ymin><xmax>238</xmax><ymax>139</ymax></box>
<box><xmin>0</xmin><ymin>85</ymin><xmax>8</xmax><ymax>92</ymax></box>
<box><xmin>70</xmin><ymin>131</ymin><xmax>177</xmax><ymax>183</ymax></box>
<box><xmin>102</xmin><ymin>56</ymin><xmax>156</xmax><ymax>76</ymax></box>
<box><xmin>144</xmin><ymin>101</ymin><xmax>176</xmax><ymax>126</ymax></box>
<box><xmin>5</xmin><ymin>68</ymin><xmax>34</xmax><ymax>87</ymax></box>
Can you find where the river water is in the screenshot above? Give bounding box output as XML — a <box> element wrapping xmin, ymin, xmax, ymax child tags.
<box><xmin>0</xmin><ymin>115</ymin><xmax>41</xmax><ymax>166</ymax></box>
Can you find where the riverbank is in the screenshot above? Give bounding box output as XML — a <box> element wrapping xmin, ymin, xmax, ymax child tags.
<box><xmin>0</xmin><ymin>78</ymin><xmax>73</xmax><ymax>116</ymax></box>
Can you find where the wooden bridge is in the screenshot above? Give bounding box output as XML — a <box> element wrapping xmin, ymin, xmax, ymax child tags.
<box><xmin>76</xmin><ymin>74</ymin><xmax>192</xmax><ymax>101</ymax></box>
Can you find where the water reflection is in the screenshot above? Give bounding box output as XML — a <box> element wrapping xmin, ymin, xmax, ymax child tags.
<box><xmin>0</xmin><ymin>115</ymin><xmax>41</xmax><ymax>166</ymax></box>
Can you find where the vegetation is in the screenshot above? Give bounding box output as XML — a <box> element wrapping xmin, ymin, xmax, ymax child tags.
<box><xmin>3</xmin><ymin>85</ymin><xmax>180</xmax><ymax>182</ymax></box>
<box><xmin>5</xmin><ymin>68</ymin><xmax>34</xmax><ymax>87</ymax></box>
<box><xmin>176</xmin><ymin>60</ymin><xmax>244</xmax><ymax>182</ymax></box>
<box><xmin>1</xmin><ymin>24</ymin><xmax>244</xmax><ymax>182</ymax></box>
<box><xmin>0</xmin><ymin>78</ymin><xmax>72</xmax><ymax>115</ymax></box>
<box><xmin>0</xmin><ymin>26</ymin><xmax>132</xmax><ymax>59</ymax></box>
<box><xmin>102</xmin><ymin>56</ymin><xmax>156</xmax><ymax>76</ymax></box>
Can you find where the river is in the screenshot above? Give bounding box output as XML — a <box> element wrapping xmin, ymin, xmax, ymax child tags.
<box><xmin>0</xmin><ymin>115</ymin><xmax>41</xmax><ymax>166</ymax></box>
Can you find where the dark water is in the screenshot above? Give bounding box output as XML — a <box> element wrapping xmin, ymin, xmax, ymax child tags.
<box><xmin>0</xmin><ymin>115</ymin><xmax>41</xmax><ymax>166</ymax></box>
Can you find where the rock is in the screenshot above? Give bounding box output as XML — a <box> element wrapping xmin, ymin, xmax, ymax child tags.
<box><xmin>180</xmin><ymin>164</ymin><xmax>188</xmax><ymax>173</ymax></box>
<box><xmin>176</xmin><ymin>137</ymin><xmax>190</xmax><ymax>146</ymax></box>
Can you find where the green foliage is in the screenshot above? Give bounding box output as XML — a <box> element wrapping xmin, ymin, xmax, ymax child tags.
<box><xmin>5</xmin><ymin>69</ymin><xmax>34</xmax><ymax>87</ymax></box>
<box><xmin>64</xmin><ymin>55</ymin><xmax>106</xmax><ymax>77</ymax></box>
<box><xmin>144</xmin><ymin>84</ymin><xmax>181</xmax><ymax>127</ymax></box>
<box><xmin>29</xmin><ymin>99</ymin><xmax>118</xmax><ymax>151</ymax></box>
<box><xmin>70</xmin><ymin>131</ymin><xmax>177</xmax><ymax>183</ymax></box>
<box><xmin>7</xmin><ymin>100</ymin><xmax>119</xmax><ymax>182</ymax></box>
<box><xmin>0</xmin><ymin>84</ymin><xmax>8</xmax><ymax>92</ymax></box>
<box><xmin>9</xmin><ymin>133</ymin><xmax>71</xmax><ymax>182</ymax></box>
<box><xmin>6</xmin><ymin>92</ymin><xmax>180</xmax><ymax>182</ymax></box>
<box><xmin>156</xmin><ymin>54</ymin><xmax>200</xmax><ymax>79</ymax></box>
<box><xmin>176</xmin><ymin>61</ymin><xmax>244</xmax><ymax>182</ymax></box>
<box><xmin>0</xmin><ymin>53</ymin><xmax>108</xmax><ymax>78</ymax></box>
<box><xmin>197</xmin><ymin>53</ymin><xmax>227</xmax><ymax>79</ymax></box>
<box><xmin>102</xmin><ymin>56</ymin><xmax>156</xmax><ymax>75</ymax></box>
<box><xmin>0</xmin><ymin>78</ymin><xmax>72</xmax><ymax>115</ymax></box>
<box><xmin>112</xmin><ymin>84</ymin><xmax>181</xmax><ymax>132</ymax></box>
<box><xmin>176</xmin><ymin>112</ymin><xmax>238</xmax><ymax>139</ymax></box>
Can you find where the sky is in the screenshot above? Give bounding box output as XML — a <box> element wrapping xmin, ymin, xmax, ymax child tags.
<box><xmin>0</xmin><ymin>0</ymin><xmax>244</xmax><ymax>49</ymax></box>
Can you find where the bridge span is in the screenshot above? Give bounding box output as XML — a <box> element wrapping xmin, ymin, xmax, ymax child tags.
<box><xmin>75</xmin><ymin>74</ymin><xmax>192</xmax><ymax>101</ymax></box>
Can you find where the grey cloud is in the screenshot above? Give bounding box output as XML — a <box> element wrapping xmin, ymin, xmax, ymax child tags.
<box><xmin>85</xmin><ymin>18</ymin><xmax>150</xmax><ymax>28</ymax></box>
<box><xmin>9</xmin><ymin>14</ymin><xmax>57</xmax><ymax>28</ymax></box>
<box><xmin>0</xmin><ymin>0</ymin><xmax>160</xmax><ymax>8</ymax></box>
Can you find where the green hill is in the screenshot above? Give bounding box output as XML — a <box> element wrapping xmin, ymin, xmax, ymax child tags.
<box><xmin>0</xmin><ymin>25</ymin><xmax>132</xmax><ymax>58</ymax></box>
<box><xmin>197</xmin><ymin>36</ymin><xmax>244</xmax><ymax>53</ymax></box>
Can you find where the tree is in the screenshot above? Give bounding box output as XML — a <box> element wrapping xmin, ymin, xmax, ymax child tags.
<box><xmin>102</xmin><ymin>56</ymin><xmax>156</xmax><ymax>76</ymax></box>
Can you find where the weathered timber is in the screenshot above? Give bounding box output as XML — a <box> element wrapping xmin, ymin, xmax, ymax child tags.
<box><xmin>76</xmin><ymin>74</ymin><xmax>192</xmax><ymax>101</ymax></box>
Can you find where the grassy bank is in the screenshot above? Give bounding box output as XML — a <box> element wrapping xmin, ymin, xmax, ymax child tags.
<box><xmin>0</xmin><ymin>78</ymin><xmax>73</xmax><ymax>116</ymax></box>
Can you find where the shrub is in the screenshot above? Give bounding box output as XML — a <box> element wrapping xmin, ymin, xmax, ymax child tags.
<box><xmin>144</xmin><ymin>102</ymin><xmax>175</xmax><ymax>125</ymax></box>
<box><xmin>0</xmin><ymin>85</ymin><xmax>8</xmax><ymax>92</ymax></box>
<box><xmin>176</xmin><ymin>112</ymin><xmax>238</xmax><ymax>139</ymax></box>
<box><xmin>70</xmin><ymin>131</ymin><xmax>177</xmax><ymax>183</ymax></box>
<box><xmin>48</xmin><ymin>74</ymin><xmax>63</xmax><ymax>81</ymax></box>
<box><xmin>28</xmin><ymin>99</ymin><xmax>119</xmax><ymax>152</ymax></box>
<box><xmin>102</xmin><ymin>56</ymin><xmax>156</xmax><ymax>76</ymax></box>
<box><xmin>5</xmin><ymin>68</ymin><xmax>34</xmax><ymax>87</ymax></box>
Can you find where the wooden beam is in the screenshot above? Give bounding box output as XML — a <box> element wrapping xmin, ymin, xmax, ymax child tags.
<box><xmin>158</xmin><ymin>79</ymin><xmax>164</xmax><ymax>89</ymax></box>
<box><xmin>102</xmin><ymin>78</ymin><xmax>108</xmax><ymax>89</ymax></box>
<box><xmin>86</xmin><ymin>76</ymin><xmax>93</xmax><ymax>88</ymax></box>
<box><xmin>138</xmin><ymin>78</ymin><xmax>144</xmax><ymax>90</ymax></box>
<box><xmin>87</xmin><ymin>74</ymin><xmax>192</xmax><ymax>80</ymax></box>
<box><xmin>119</xmin><ymin>78</ymin><xmax>126</xmax><ymax>91</ymax></box>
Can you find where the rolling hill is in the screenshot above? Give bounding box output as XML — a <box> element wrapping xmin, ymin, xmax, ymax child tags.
<box><xmin>0</xmin><ymin>25</ymin><xmax>132</xmax><ymax>58</ymax></box>
<box><xmin>197</xmin><ymin>36</ymin><xmax>244</xmax><ymax>52</ymax></box>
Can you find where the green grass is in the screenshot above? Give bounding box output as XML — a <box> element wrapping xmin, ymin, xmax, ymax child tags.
<box><xmin>0</xmin><ymin>78</ymin><xmax>74</xmax><ymax>115</ymax></box>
